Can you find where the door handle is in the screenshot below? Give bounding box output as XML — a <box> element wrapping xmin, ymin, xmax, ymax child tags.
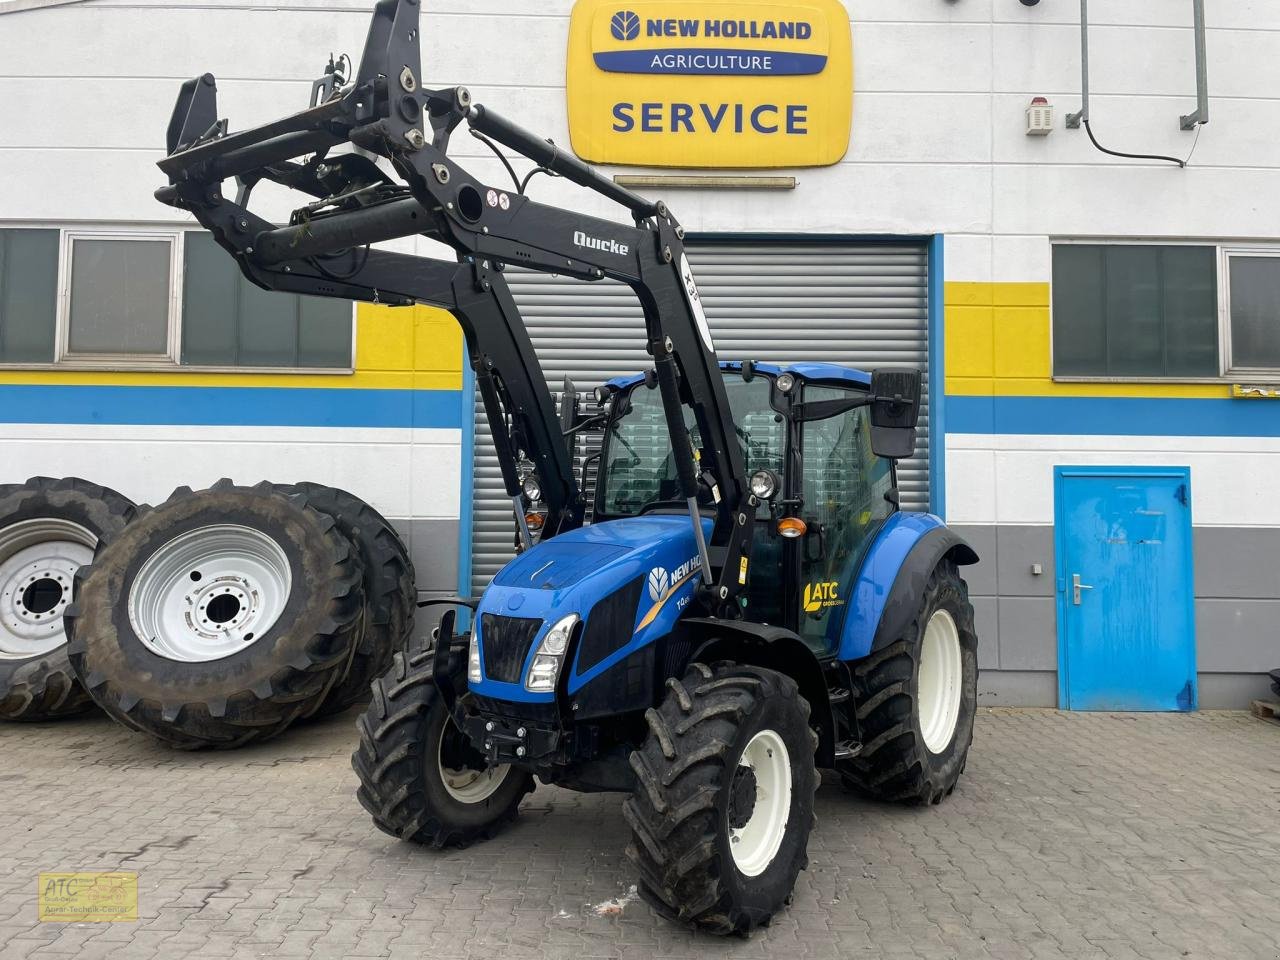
<box><xmin>1072</xmin><ymin>573</ymin><xmax>1094</xmax><ymax>605</ymax></box>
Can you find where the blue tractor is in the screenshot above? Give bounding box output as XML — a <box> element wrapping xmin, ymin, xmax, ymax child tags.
<box><xmin>157</xmin><ymin>0</ymin><xmax>979</xmax><ymax>934</ymax></box>
<box><xmin>355</xmin><ymin>360</ymin><xmax>979</xmax><ymax>935</ymax></box>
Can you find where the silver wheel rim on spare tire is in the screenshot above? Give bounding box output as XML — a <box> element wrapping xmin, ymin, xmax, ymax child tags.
<box><xmin>918</xmin><ymin>608</ymin><xmax>963</xmax><ymax>754</ymax></box>
<box><xmin>0</xmin><ymin>518</ymin><xmax>96</xmax><ymax>660</ymax></box>
<box><xmin>438</xmin><ymin>721</ymin><xmax>509</xmax><ymax>803</ymax></box>
<box><xmin>729</xmin><ymin>728</ymin><xmax>792</xmax><ymax>877</ymax></box>
<box><xmin>129</xmin><ymin>524</ymin><xmax>292</xmax><ymax>663</ymax></box>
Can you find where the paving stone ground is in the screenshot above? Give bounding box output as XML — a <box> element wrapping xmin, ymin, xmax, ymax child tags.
<box><xmin>1</xmin><ymin>708</ymin><xmax>1278</xmax><ymax>960</ymax></box>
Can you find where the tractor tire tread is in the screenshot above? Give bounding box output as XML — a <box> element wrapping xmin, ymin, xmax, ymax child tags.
<box><xmin>65</xmin><ymin>481</ymin><xmax>364</xmax><ymax>748</ymax></box>
<box><xmin>624</xmin><ymin>662</ymin><xmax>817</xmax><ymax>936</ymax></box>
<box><xmin>0</xmin><ymin>477</ymin><xmax>137</xmax><ymax>721</ymax></box>
<box><xmin>840</xmin><ymin>558</ymin><xmax>978</xmax><ymax>804</ymax></box>
<box><xmin>351</xmin><ymin>648</ymin><xmax>533</xmax><ymax>849</ymax></box>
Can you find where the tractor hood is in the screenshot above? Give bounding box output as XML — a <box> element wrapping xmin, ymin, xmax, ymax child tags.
<box><xmin>472</xmin><ymin>515</ymin><xmax>711</xmax><ymax>701</ymax></box>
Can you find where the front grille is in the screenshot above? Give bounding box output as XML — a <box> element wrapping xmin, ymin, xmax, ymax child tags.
<box><xmin>480</xmin><ymin>613</ymin><xmax>543</xmax><ymax>684</ymax></box>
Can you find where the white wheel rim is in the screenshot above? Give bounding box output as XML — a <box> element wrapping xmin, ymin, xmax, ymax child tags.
<box><xmin>0</xmin><ymin>518</ymin><xmax>95</xmax><ymax>659</ymax></box>
<box><xmin>918</xmin><ymin>608</ymin><xmax>963</xmax><ymax>754</ymax></box>
<box><xmin>728</xmin><ymin>728</ymin><xmax>792</xmax><ymax>877</ymax></box>
<box><xmin>438</xmin><ymin>721</ymin><xmax>509</xmax><ymax>803</ymax></box>
<box><xmin>128</xmin><ymin>524</ymin><xmax>292</xmax><ymax>662</ymax></box>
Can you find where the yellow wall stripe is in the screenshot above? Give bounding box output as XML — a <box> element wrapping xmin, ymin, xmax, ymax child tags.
<box><xmin>943</xmin><ymin>281</ymin><xmax>1235</xmax><ymax>401</ymax></box>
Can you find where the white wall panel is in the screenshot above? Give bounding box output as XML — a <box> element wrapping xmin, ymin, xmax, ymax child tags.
<box><xmin>853</xmin><ymin>23</ymin><xmax>992</xmax><ymax>93</ymax></box>
<box><xmin>948</xmin><ymin>434</ymin><xmax>1280</xmax><ymax>527</ymax></box>
<box><xmin>0</xmin><ymin>0</ymin><xmax>1276</xmax><ymax>251</ymax></box>
<box><xmin>0</xmin><ymin>423</ymin><xmax>460</xmax><ymax>520</ymax></box>
<box><xmin>993</xmin><ymin>165</ymin><xmax>1280</xmax><ymax>240</ymax></box>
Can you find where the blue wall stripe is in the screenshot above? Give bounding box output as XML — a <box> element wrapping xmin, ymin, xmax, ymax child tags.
<box><xmin>948</xmin><ymin>395</ymin><xmax>1280</xmax><ymax>438</ymax></box>
<box><xmin>0</xmin><ymin>384</ymin><xmax>464</xmax><ymax>429</ymax></box>
<box><xmin>457</xmin><ymin>355</ymin><xmax>476</xmax><ymax>614</ymax></box>
<box><xmin>927</xmin><ymin>234</ymin><xmax>945</xmax><ymax>519</ymax></box>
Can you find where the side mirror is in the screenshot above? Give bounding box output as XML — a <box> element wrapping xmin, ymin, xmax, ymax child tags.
<box><xmin>559</xmin><ymin>376</ymin><xmax>580</xmax><ymax>436</ymax></box>
<box><xmin>869</xmin><ymin>369</ymin><xmax>921</xmax><ymax>460</ymax></box>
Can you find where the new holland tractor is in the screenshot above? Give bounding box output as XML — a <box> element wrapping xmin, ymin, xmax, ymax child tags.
<box><xmin>156</xmin><ymin>0</ymin><xmax>979</xmax><ymax>933</ymax></box>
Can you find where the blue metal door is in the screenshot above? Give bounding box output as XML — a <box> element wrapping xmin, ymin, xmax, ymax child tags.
<box><xmin>1054</xmin><ymin>467</ymin><xmax>1196</xmax><ymax>711</ymax></box>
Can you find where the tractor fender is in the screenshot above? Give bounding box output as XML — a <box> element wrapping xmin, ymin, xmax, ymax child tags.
<box><xmin>836</xmin><ymin>512</ymin><xmax>978</xmax><ymax>663</ymax></box>
<box><xmin>677</xmin><ymin>617</ymin><xmax>836</xmax><ymax>768</ymax></box>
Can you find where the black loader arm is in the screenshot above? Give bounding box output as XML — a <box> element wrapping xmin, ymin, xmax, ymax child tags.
<box><xmin>155</xmin><ymin>0</ymin><xmax>753</xmax><ymax>612</ymax></box>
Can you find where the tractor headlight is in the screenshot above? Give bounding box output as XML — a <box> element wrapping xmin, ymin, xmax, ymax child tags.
<box><xmin>467</xmin><ymin>632</ymin><xmax>482</xmax><ymax>683</ymax></box>
<box><xmin>775</xmin><ymin>373</ymin><xmax>795</xmax><ymax>394</ymax></box>
<box><xmin>524</xmin><ymin>613</ymin><xmax>579</xmax><ymax>692</ymax></box>
<box><xmin>749</xmin><ymin>468</ymin><xmax>779</xmax><ymax>500</ymax></box>
<box><xmin>521</xmin><ymin>475</ymin><xmax>542</xmax><ymax>503</ymax></box>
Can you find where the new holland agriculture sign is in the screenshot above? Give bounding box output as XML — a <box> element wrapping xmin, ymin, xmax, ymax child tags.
<box><xmin>567</xmin><ymin>0</ymin><xmax>853</xmax><ymax>168</ymax></box>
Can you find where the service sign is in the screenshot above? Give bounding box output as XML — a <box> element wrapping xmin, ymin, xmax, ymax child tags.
<box><xmin>567</xmin><ymin>0</ymin><xmax>853</xmax><ymax>168</ymax></box>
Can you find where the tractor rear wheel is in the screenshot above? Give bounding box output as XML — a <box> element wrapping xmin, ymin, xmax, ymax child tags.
<box><xmin>624</xmin><ymin>662</ymin><xmax>818</xmax><ymax>935</ymax></box>
<box><xmin>352</xmin><ymin>645</ymin><xmax>534</xmax><ymax>848</ymax></box>
<box><xmin>840</xmin><ymin>558</ymin><xmax>978</xmax><ymax>804</ymax></box>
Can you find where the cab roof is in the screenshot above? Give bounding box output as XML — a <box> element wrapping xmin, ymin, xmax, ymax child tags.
<box><xmin>605</xmin><ymin>360</ymin><xmax>872</xmax><ymax>392</ymax></box>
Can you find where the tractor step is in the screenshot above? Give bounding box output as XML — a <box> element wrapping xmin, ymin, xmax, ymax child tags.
<box><xmin>828</xmin><ymin>687</ymin><xmax>851</xmax><ymax>705</ymax></box>
<box><xmin>834</xmin><ymin>739</ymin><xmax>863</xmax><ymax>760</ymax></box>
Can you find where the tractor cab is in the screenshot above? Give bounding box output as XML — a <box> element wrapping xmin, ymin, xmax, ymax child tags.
<box><xmin>590</xmin><ymin>361</ymin><xmax>917</xmax><ymax>657</ymax></box>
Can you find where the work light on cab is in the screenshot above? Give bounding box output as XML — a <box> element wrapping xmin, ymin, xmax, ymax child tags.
<box><xmin>750</xmin><ymin>469</ymin><xmax>779</xmax><ymax>500</ymax></box>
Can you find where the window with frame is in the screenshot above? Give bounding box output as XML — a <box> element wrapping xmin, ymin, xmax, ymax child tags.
<box><xmin>0</xmin><ymin>228</ymin><xmax>59</xmax><ymax>363</ymax></box>
<box><xmin>0</xmin><ymin>227</ymin><xmax>353</xmax><ymax>370</ymax></box>
<box><xmin>1052</xmin><ymin>242</ymin><xmax>1280</xmax><ymax>380</ymax></box>
<box><xmin>1052</xmin><ymin>244</ymin><xmax>1218</xmax><ymax>378</ymax></box>
<box><xmin>1223</xmin><ymin>250</ymin><xmax>1280</xmax><ymax>375</ymax></box>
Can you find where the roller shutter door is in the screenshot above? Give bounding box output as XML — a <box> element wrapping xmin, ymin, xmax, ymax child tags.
<box><xmin>470</xmin><ymin>239</ymin><xmax>930</xmax><ymax>594</ymax></box>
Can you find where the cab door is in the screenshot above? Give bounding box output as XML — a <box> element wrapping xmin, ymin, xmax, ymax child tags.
<box><xmin>797</xmin><ymin>385</ymin><xmax>894</xmax><ymax>655</ymax></box>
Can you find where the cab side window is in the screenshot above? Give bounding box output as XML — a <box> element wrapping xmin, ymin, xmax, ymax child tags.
<box><xmin>798</xmin><ymin>385</ymin><xmax>893</xmax><ymax>653</ymax></box>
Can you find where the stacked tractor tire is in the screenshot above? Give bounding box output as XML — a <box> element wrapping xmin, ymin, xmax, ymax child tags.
<box><xmin>0</xmin><ymin>477</ymin><xmax>415</xmax><ymax>748</ymax></box>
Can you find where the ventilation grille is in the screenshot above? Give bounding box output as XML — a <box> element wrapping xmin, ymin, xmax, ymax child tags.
<box><xmin>479</xmin><ymin>614</ymin><xmax>543</xmax><ymax>684</ymax></box>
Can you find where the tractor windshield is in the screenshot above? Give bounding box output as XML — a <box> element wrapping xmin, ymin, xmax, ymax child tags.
<box><xmin>601</xmin><ymin>375</ymin><xmax>784</xmax><ymax>517</ymax></box>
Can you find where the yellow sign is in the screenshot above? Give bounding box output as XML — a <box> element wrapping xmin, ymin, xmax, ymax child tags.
<box><xmin>39</xmin><ymin>872</ymin><xmax>138</xmax><ymax>922</ymax></box>
<box><xmin>567</xmin><ymin>0</ymin><xmax>852</xmax><ymax>168</ymax></box>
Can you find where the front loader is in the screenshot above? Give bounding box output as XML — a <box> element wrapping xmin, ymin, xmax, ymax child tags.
<box><xmin>157</xmin><ymin>0</ymin><xmax>980</xmax><ymax>934</ymax></box>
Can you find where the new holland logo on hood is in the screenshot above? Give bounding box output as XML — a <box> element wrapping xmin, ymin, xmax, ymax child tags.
<box><xmin>638</xmin><ymin>555</ymin><xmax>701</xmax><ymax>631</ymax></box>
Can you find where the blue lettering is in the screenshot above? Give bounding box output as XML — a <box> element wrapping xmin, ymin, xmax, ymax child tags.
<box><xmin>700</xmin><ymin>102</ymin><xmax>728</xmax><ymax>132</ymax></box>
<box><xmin>641</xmin><ymin>102</ymin><xmax>662</xmax><ymax>132</ymax></box>
<box><xmin>645</xmin><ymin>18</ymin><xmax>662</xmax><ymax>36</ymax></box>
<box><xmin>678</xmin><ymin>18</ymin><xmax>698</xmax><ymax>36</ymax></box>
<box><xmin>734</xmin><ymin>103</ymin><xmax>744</xmax><ymax>133</ymax></box>
<box><xmin>751</xmin><ymin>104</ymin><xmax>779</xmax><ymax>134</ymax></box>
<box><xmin>671</xmin><ymin>102</ymin><xmax>694</xmax><ymax>132</ymax></box>
<box><xmin>797</xmin><ymin>22</ymin><xmax>812</xmax><ymax>39</ymax></box>
<box><xmin>704</xmin><ymin>19</ymin><xmax>720</xmax><ymax>37</ymax></box>
<box><xmin>779</xmin><ymin>22</ymin><xmax>795</xmax><ymax>39</ymax></box>
<box><xmin>786</xmin><ymin>104</ymin><xmax>808</xmax><ymax>134</ymax></box>
<box><xmin>612</xmin><ymin>102</ymin><xmax>634</xmax><ymax>132</ymax></box>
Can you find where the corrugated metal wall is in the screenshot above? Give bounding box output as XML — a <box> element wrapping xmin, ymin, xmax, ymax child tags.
<box><xmin>471</xmin><ymin>239</ymin><xmax>930</xmax><ymax>593</ymax></box>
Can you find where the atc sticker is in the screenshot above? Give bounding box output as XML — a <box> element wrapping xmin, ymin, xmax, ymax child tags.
<box><xmin>486</xmin><ymin>189</ymin><xmax>500</xmax><ymax>207</ymax></box>
<box><xmin>803</xmin><ymin>580</ymin><xmax>842</xmax><ymax>614</ymax></box>
<box><xmin>39</xmin><ymin>872</ymin><xmax>138</xmax><ymax>922</ymax></box>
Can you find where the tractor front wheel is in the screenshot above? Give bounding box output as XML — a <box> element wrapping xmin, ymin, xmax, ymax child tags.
<box><xmin>624</xmin><ymin>662</ymin><xmax>818</xmax><ymax>935</ymax></box>
<box><xmin>352</xmin><ymin>646</ymin><xmax>533</xmax><ymax>848</ymax></box>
